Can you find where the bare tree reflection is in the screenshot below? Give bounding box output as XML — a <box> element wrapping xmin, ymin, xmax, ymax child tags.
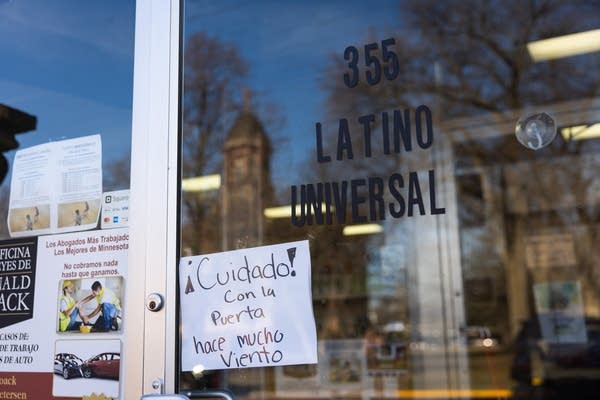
<box><xmin>324</xmin><ymin>0</ymin><xmax>600</xmax><ymax>119</ymax></box>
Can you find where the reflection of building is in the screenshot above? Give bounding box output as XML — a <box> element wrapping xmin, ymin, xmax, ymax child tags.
<box><xmin>221</xmin><ymin>109</ymin><xmax>271</xmax><ymax>250</ymax></box>
<box><xmin>218</xmin><ymin>106</ymin><xmax>371</xmax><ymax>394</ymax></box>
<box><xmin>219</xmin><ymin>107</ymin><xmax>370</xmax><ymax>340</ymax></box>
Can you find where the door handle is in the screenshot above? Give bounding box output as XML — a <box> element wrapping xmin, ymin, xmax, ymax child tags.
<box><xmin>181</xmin><ymin>389</ymin><xmax>237</xmax><ymax>400</ymax></box>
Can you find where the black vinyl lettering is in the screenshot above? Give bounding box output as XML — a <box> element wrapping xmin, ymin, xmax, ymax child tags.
<box><xmin>368</xmin><ymin>176</ymin><xmax>385</xmax><ymax>221</ymax></box>
<box><xmin>381</xmin><ymin>111</ymin><xmax>391</xmax><ymax>154</ymax></box>
<box><xmin>408</xmin><ymin>171</ymin><xmax>425</xmax><ymax>216</ymax></box>
<box><xmin>337</xmin><ymin>118</ymin><xmax>354</xmax><ymax>160</ymax></box>
<box><xmin>305</xmin><ymin>183</ymin><xmax>324</xmax><ymax>225</ymax></box>
<box><xmin>324</xmin><ymin>182</ymin><xmax>333</xmax><ymax>224</ymax></box>
<box><xmin>429</xmin><ymin>169</ymin><xmax>446</xmax><ymax>214</ymax></box>
<box><xmin>388</xmin><ymin>173</ymin><xmax>405</xmax><ymax>218</ymax></box>
<box><xmin>351</xmin><ymin>178</ymin><xmax>367</xmax><ymax>223</ymax></box>
<box><xmin>315</xmin><ymin>122</ymin><xmax>331</xmax><ymax>163</ymax></box>
<box><xmin>394</xmin><ymin>109</ymin><xmax>412</xmax><ymax>152</ymax></box>
<box><xmin>358</xmin><ymin>114</ymin><xmax>375</xmax><ymax>157</ymax></box>
<box><xmin>290</xmin><ymin>185</ymin><xmax>306</xmax><ymax>227</ymax></box>
<box><xmin>415</xmin><ymin>105</ymin><xmax>433</xmax><ymax>149</ymax></box>
<box><xmin>332</xmin><ymin>181</ymin><xmax>348</xmax><ymax>224</ymax></box>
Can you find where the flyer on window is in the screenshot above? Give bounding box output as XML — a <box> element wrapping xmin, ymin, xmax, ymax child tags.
<box><xmin>7</xmin><ymin>134</ymin><xmax>102</xmax><ymax>238</ymax></box>
<box><xmin>0</xmin><ymin>228</ymin><xmax>128</xmax><ymax>399</ymax></box>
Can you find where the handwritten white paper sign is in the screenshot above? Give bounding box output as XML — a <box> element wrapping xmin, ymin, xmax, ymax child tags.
<box><xmin>179</xmin><ymin>240</ymin><xmax>317</xmax><ymax>371</ymax></box>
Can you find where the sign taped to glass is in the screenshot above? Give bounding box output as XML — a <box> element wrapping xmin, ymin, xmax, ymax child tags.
<box><xmin>179</xmin><ymin>240</ymin><xmax>317</xmax><ymax>371</ymax></box>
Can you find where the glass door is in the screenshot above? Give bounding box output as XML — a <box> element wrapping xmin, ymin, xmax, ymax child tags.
<box><xmin>0</xmin><ymin>1</ymin><xmax>139</xmax><ymax>399</ymax></box>
<box><xmin>174</xmin><ymin>2</ymin><xmax>600</xmax><ymax>400</ymax></box>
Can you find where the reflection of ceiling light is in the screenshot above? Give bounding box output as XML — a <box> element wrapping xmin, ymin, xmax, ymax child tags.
<box><xmin>264</xmin><ymin>205</ymin><xmax>298</xmax><ymax>219</ymax></box>
<box><xmin>343</xmin><ymin>224</ymin><xmax>383</xmax><ymax>236</ymax></box>
<box><xmin>191</xmin><ymin>364</ymin><xmax>205</xmax><ymax>378</ymax></box>
<box><xmin>527</xmin><ymin>29</ymin><xmax>600</xmax><ymax>62</ymax></box>
<box><xmin>383</xmin><ymin>321</ymin><xmax>405</xmax><ymax>333</ymax></box>
<box><xmin>264</xmin><ymin>204</ymin><xmax>334</xmax><ymax>219</ymax></box>
<box><xmin>181</xmin><ymin>174</ymin><xmax>221</xmax><ymax>192</ymax></box>
<box><xmin>561</xmin><ymin>123</ymin><xmax>600</xmax><ymax>141</ymax></box>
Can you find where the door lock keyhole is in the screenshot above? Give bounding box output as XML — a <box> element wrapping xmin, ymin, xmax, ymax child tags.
<box><xmin>146</xmin><ymin>293</ymin><xmax>164</xmax><ymax>312</ymax></box>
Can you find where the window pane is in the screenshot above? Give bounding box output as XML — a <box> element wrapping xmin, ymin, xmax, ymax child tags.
<box><xmin>180</xmin><ymin>2</ymin><xmax>600</xmax><ymax>399</ymax></box>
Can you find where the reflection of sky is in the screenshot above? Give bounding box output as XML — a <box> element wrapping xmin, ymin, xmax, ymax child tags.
<box><xmin>0</xmin><ymin>0</ymin><xmax>135</xmax><ymax>184</ymax></box>
<box><xmin>2</xmin><ymin>1</ymin><xmax>400</xmax><ymax>189</ymax></box>
<box><xmin>185</xmin><ymin>0</ymin><xmax>401</xmax><ymax>183</ymax></box>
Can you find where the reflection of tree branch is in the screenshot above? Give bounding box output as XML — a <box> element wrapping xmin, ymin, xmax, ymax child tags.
<box><xmin>180</xmin><ymin>32</ymin><xmax>250</xmax><ymax>254</ymax></box>
<box><xmin>424</xmin><ymin>83</ymin><xmax>499</xmax><ymax>112</ymax></box>
<box><xmin>316</xmin><ymin>0</ymin><xmax>600</xmax><ymax>336</ymax></box>
<box><xmin>182</xmin><ymin>32</ymin><xmax>248</xmax><ymax>179</ymax></box>
<box><xmin>465</xmin><ymin>28</ymin><xmax>515</xmax><ymax>71</ymax></box>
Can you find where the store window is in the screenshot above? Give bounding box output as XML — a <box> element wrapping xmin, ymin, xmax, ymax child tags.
<box><xmin>0</xmin><ymin>1</ymin><xmax>134</xmax><ymax>398</ymax></box>
<box><xmin>179</xmin><ymin>1</ymin><xmax>599</xmax><ymax>400</ymax></box>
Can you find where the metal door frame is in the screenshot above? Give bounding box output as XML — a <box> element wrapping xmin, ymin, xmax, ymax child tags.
<box><xmin>124</xmin><ymin>0</ymin><xmax>181</xmax><ymax>398</ymax></box>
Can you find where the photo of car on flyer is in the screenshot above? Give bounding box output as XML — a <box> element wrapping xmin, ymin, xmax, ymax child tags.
<box><xmin>53</xmin><ymin>339</ymin><xmax>120</xmax><ymax>398</ymax></box>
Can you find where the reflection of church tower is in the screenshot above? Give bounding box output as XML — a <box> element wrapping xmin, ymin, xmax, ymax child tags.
<box><xmin>221</xmin><ymin>105</ymin><xmax>271</xmax><ymax>250</ymax></box>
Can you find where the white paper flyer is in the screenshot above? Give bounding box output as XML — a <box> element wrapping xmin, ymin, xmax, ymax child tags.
<box><xmin>7</xmin><ymin>135</ymin><xmax>102</xmax><ymax>237</ymax></box>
